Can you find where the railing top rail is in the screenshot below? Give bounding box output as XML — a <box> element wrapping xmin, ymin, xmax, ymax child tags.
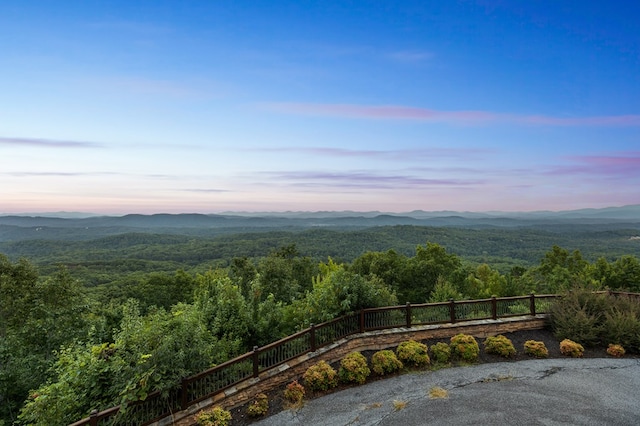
<box><xmin>316</xmin><ymin>311</ymin><xmax>358</xmax><ymax>327</ymax></box>
<box><xmin>454</xmin><ymin>297</ymin><xmax>493</xmax><ymax>305</ymax></box>
<box><xmin>68</xmin><ymin>406</ymin><xmax>120</xmax><ymax>426</ymax></box>
<box><xmin>255</xmin><ymin>327</ymin><xmax>310</xmax><ymax>352</ymax></box>
<box><xmin>362</xmin><ymin>305</ymin><xmax>407</xmax><ymax>313</ymax></box>
<box><xmin>183</xmin><ymin>350</ymin><xmax>253</xmax><ymax>384</ymax></box>
<box><xmin>409</xmin><ymin>301</ymin><xmax>450</xmax><ymax>308</ymax></box>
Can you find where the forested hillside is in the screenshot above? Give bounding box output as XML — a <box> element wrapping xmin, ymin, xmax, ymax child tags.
<box><xmin>1</xmin><ymin>211</ymin><xmax>640</xmax><ymax>425</ymax></box>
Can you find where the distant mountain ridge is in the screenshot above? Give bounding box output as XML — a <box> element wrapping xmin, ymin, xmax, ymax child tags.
<box><xmin>3</xmin><ymin>204</ymin><xmax>639</xmax><ymax>221</ymax></box>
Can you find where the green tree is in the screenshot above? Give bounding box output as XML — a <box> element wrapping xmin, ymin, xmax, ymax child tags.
<box><xmin>193</xmin><ymin>270</ymin><xmax>249</xmax><ymax>350</ymax></box>
<box><xmin>289</xmin><ymin>261</ymin><xmax>397</xmax><ymax>327</ymax></box>
<box><xmin>429</xmin><ymin>276</ymin><xmax>463</xmax><ymax>302</ymax></box>
<box><xmin>1</xmin><ymin>260</ymin><xmax>89</xmax><ymax>425</ymax></box>
<box><xmin>18</xmin><ymin>300</ymin><xmax>231</xmax><ymax>426</ymax></box>
<box><xmin>398</xmin><ymin>243</ymin><xmax>463</xmax><ymax>303</ymax></box>
<box><xmin>605</xmin><ymin>256</ymin><xmax>640</xmax><ymax>291</ymax></box>
<box><xmin>462</xmin><ymin>264</ymin><xmax>507</xmax><ymax>298</ymax></box>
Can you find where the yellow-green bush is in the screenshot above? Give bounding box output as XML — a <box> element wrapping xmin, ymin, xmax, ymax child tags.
<box><xmin>483</xmin><ymin>335</ymin><xmax>516</xmax><ymax>358</ymax></box>
<box><xmin>559</xmin><ymin>339</ymin><xmax>584</xmax><ymax>358</ymax></box>
<box><xmin>396</xmin><ymin>340</ymin><xmax>430</xmax><ymax>367</ymax></box>
<box><xmin>450</xmin><ymin>334</ymin><xmax>479</xmax><ymax>362</ymax></box>
<box><xmin>430</xmin><ymin>342</ymin><xmax>451</xmax><ymax>364</ymax></box>
<box><xmin>523</xmin><ymin>340</ymin><xmax>548</xmax><ymax>358</ymax></box>
<box><xmin>195</xmin><ymin>406</ymin><xmax>232</xmax><ymax>426</ymax></box>
<box><xmin>606</xmin><ymin>343</ymin><xmax>625</xmax><ymax>358</ymax></box>
<box><xmin>371</xmin><ymin>350</ymin><xmax>403</xmax><ymax>375</ymax></box>
<box><xmin>246</xmin><ymin>393</ymin><xmax>268</xmax><ymax>417</ymax></box>
<box><xmin>303</xmin><ymin>360</ymin><xmax>338</xmax><ymax>391</ymax></box>
<box><xmin>283</xmin><ymin>380</ymin><xmax>305</xmax><ymax>404</ymax></box>
<box><xmin>338</xmin><ymin>351</ymin><xmax>370</xmax><ymax>384</ymax></box>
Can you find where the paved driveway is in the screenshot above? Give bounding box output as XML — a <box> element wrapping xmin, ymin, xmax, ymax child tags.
<box><xmin>255</xmin><ymin>358</ymin><xmax>640</xmax><ymax>425</ymax></box>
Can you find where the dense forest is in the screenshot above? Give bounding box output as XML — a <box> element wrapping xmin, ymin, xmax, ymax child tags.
<box><xmin>1</xmin><ymin>211</ymin><xmax>640</xmax><ymax>425</ymax></box>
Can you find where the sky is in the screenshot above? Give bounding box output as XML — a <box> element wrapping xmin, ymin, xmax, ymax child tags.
<box><xmin>1</xmin><ymin>0</ymin><xmax>639</xmax><ymax>214</ymax></box>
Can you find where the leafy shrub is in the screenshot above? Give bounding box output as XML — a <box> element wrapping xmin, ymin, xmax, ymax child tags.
<box><xmin>430</xmin><ymin>342</ymin><xmax>451</xmax><ymax>364</ymax></box>
<box><xmin>283</xmin><ymin>380</ymin><xmax>305</xmax><ymax>404</ymax></box>
<box><xmin>549</xmin><ymin>289</ymin><xmax>607</xmax><ymax>346</ymax></box>
<box><xmin>338</xmin><ymin>351</ymin><xmax>370</xmax><ymax>384</ymax></box>
<box><xmin>303</xmin><ymin>360</ymin><xmax>338</xmax><ymax>391</ymax></box>
<box><xmin>371</xmin><ymin>350</ymin><xmax>403</xmax><ymax>375</ymax></box>
<box><xmin>396</xmin><ymin>340</ymin><xmax>430</xmax><ymax>367</ymax></box>
<box><xmin>606</xmin><ymin>343</ymin><xmax>625</xmax><ymax>358</ymax></box>
<box><xmin>450</xmin><ymin>334</ymin><xmax>479</xmax><ymax>362</ymax></box>
<box><xmin>523</xmin><ymin>340</ymin><xmax>548</xmax><ymax>358</ymax></box>
<box><xmin>246</xmin><ymin>393</ymin><xmax>268</xmax><ymax>417</ymax></box>
<box><xmin>550</xmin><ymin>289</ymin><xmax>640</xmax><ymax>352</ymax></box>
<box><xmin>600</xmin><ymin>305</ymin><xmax>640</xmax><ymax>353</ymax></box>
<box><xmin>559</xmin><ymin>339</ymin><xmax>584</xmax><ymax>358</ymax></box>
<box><xmin>483</xmin><ymin>335</ymin><xmax>516</xmax><ymax>358</ymax></box>
<box><xmin>195</xmin><ymin>406</ymin><xmax>232</xmax><ymax>426</ymax></box>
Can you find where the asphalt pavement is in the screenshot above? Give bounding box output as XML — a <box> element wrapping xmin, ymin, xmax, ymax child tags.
<box><xmin>254</xmin><ymin>358</ymin><xmax>640</xmax><ymax>426</ymax></box>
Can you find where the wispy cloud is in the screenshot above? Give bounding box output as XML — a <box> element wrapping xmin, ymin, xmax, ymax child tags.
<box><xmin>262</xmin><ymin>103</ymin><xmax>640</xmax><ymax>127</ymax></box>
<box><xmin>254</xmin><ymin>146</ymin><xmax>490</xmax><ymax>160</ymax></box>
<box><xmin>261</xmin><ymin>170</ymin><xmax>482</xmax><ymax>189</ymax></box>
<box><xmin>3</xmin><ymin>171</ymin><xmax>117</xmax><ymax>177</ymax></box>
<box><xmin>0</xmin><ymin>137</ymin><xmax>103</xmax><ymax>148</ymax></box>
<box><xmin>547</xmin><ymin>152</ymin><xmax>640</xmax><ymax>178</ymax></box>
<box><xmin>182</xmin><ymin>188</ymin><xmax>231</xmax><ymax>193</ymax></box>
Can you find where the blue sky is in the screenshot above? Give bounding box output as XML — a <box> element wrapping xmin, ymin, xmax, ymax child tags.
<box><xmin>1</xmin><ymin>1</ymin><xmax>639</xmax><ymax>214</ymax></box>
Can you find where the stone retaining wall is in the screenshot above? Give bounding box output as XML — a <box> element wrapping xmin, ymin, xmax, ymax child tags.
<box><xmin>165</xmin><ymin>314</ymin><xmax>547</xmax><ymax>426</ymax></box>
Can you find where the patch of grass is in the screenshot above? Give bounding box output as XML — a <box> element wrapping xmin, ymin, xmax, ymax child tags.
<box><xmin>428</xmin><ymin>386</ymin><xmax>449</xmax><ymax>399</ymax></box>
<box><xmin>392</xmin><ymin>400</ymin><xmax>407</xmax><ymax>410</ymax></box>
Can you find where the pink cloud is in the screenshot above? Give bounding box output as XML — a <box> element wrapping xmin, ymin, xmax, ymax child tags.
<box><xmin>546</xmin><ymin>153</ymin><xmax>640</xmax><ymax>177</ymax></box>
<box><xmin>262</xmin><ymin>103</ymin><xmax>640</xmax><ymax>126</ymax></box>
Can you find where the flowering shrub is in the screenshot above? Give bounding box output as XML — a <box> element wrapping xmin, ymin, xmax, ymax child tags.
<box><xmin>246</xmin><ymin>393</ymin><xmax>268</xmax><ymax>417</ymax></box>
<box><xmin>396</xmin><ymin>340</ymin><xmax>430</xmax><ymax>367</ymax></box>
<box><xmin>338</xmin><ymin>351</ymin><xmax>370</xmax><ymax>384</ymax></box>
<box><xmin>559</xmin><ymin>339</ymin><xmax>584</xmax><ymax>358</ymax></box>
<box><xmin>283</xmin><ymin>380</ymin><xmax>305</xmax><ymax>404</ymax></box>
<box><xmin>606</xmin><ymin>343</ymin><xmax>625</xmax><ymax>358</ymax></box>
<box><xmin>483</xmin><ymin>335</ymin><xmax>516</xmax><ymax>358</ymax></box>
<box><xmin>371</xmin><ymin>350</ymin><xmax>403</xmax><ymax>375</ymax></box>
<box><xmin>524</xmin><ymin>340</ymin><xmax>549</xmax><ymax>358</ymax></box>
<box><xmin>195</xmin><ymin>406</ymin><xmax>232</xmax><ymax>426</ymax></box>
<box><xmin>303</xmin><ymin>360</ymin><xmax>338</xmax><ymax>391</ymax></box>
<box><xmin>430</xmin><ymin>342</ymin><xmax>451</xmax><ymax>364</ymax></box>
<box><xmin>450</xmin><ymin>334</ymin><xmax>479</xmax><ymax>362</ymax></box>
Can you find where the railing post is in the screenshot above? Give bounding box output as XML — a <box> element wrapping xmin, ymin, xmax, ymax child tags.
<box><xmin>359</xmin><ymin>309</ymin><xmax>365</xmax><ymax>332</ymax></box>
<box><xmin>405</xmin><ymin>302</ymin><xmax>412</xmax><ymax>328</ymax></box>
<box><xmin>530</xmin><ymin>293</ymin><xmax>536</xmax><ymax>316</ymax></box>
<box><xmin>89</xmin><ymin>410</ymin><xmax>98</xmax><ymax>426</ymax></box>
<box><xmin>491</xmin><ymin>296</ymin><xmax>497</xmax><ymax>320</ymax></box>
<box><xmin>181</xmin><ymin>378</ymin><xmax>189</xmax><ymax>411</ymax></box>
<box><xmin>449</xmin><ymin>299</ymin><xmax>456</xmax><ymax>323</ymax></box>
<box><xmin>252</xmin><ymin>346</ymin><xmax>259</xmax><ymax>378</ymax></box>
<box><xmin>310</xmin><ymin>324</ymin><xmax>316</xmax><ymax>351</ymax></box>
